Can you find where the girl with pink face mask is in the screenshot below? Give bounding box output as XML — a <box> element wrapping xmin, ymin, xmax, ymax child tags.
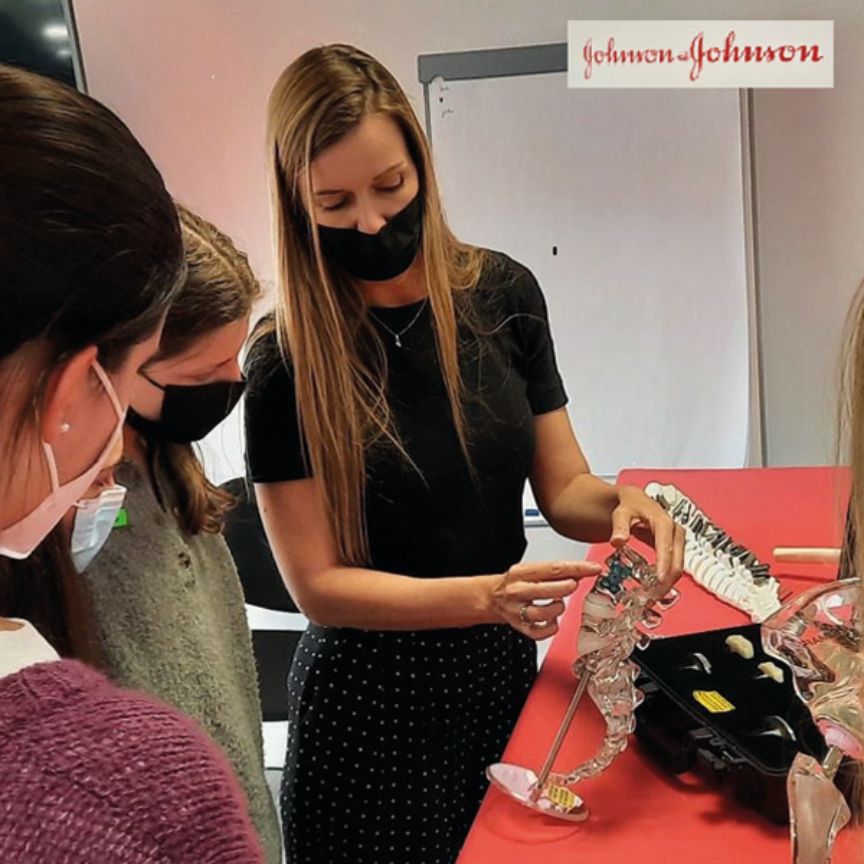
<box><xmin>0</xmin><ymin>64</ymin><xmax>263</xmax><ymax>863</ymax></box>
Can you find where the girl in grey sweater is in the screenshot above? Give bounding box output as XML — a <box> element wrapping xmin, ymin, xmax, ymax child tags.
<box><xmin>75</xmin><ymin>207</ymin><xmax>283</xmax><ymax>864</ymax></box>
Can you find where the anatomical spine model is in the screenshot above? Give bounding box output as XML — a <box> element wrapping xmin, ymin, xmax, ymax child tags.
<box><xmin>645</xmin><ymin>482</ymin><xmax>782</xmax><ymax>622</ymax></box>
<box><xmin>487</xmin><ymin>546</ymin><xmax>678</xmax><ymax>821</ymax></box>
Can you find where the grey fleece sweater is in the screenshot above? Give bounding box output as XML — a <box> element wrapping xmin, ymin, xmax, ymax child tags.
<box><xmin>79</xmin><ymin>459</ymin><xmax>282</xmax><ymax>864</ymax></box>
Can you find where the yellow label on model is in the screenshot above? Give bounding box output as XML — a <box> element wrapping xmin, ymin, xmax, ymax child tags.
<box><xmin>545</xmin><ymin>783</ymin><xmax>580</xmax><ymax>811</ymax></box>
<box><xmin>692</xmin><ymin>689</ymin><xmax>736</xmax><ymax>713</ymax></box>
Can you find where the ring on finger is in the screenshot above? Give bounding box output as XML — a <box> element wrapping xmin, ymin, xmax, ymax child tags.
<box><xmin>520</xmin><ymin>603</ymin><xmax>547</xmax><ymax>630</ymax></box>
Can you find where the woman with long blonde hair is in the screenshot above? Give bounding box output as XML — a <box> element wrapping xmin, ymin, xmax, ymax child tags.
<box><xmin>838</xmin><ymin>281</ymin><xmax>864</xmax><ymax>848</ymax></box>
<box><xmin>246</xmin><ymin>44</ymin><xmax>684</xmax><ymax>862</ymax></box>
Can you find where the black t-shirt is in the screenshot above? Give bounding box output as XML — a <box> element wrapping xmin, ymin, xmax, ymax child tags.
<box><xmin>244</xmin><ymin>250</ymin><xmax>567</xmax><ymax>578</ymax></box>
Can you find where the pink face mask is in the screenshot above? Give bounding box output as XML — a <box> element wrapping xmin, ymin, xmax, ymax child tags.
<box><xmin>0</xmin><ymin>362</ymin><xmax>126</xmax><ymax>560</ymax></box>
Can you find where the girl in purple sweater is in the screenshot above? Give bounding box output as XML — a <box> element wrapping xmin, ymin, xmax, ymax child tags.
<box><xmin>0</xmin><ymin>64</ymin><xmax>263</xmax><ymax>863</ymax></box>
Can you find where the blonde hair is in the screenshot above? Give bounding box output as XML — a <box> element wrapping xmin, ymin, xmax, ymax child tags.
<box><xmin>838</xmin><ymin>279</ymin><xmax>864</xmax><ymax>830</ymax></box>
<box><xmin>840</xmin><ymin>283</ymin><xmax>864</xmax><ymax>574</ymax></box>
<box><xmin>264</xmin><ymin>44</ymin><xmax>486</xmax><ymax>564</ymax></box>
<box><xmin>146</xmin><ymin>205</ymin><xmax>262</xmax><ymax>535</ymax></box>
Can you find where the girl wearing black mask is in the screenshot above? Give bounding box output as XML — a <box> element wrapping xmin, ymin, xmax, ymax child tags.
<box><xmin>72</xmin><ymin>206</ymin><xmax>283</xmax><ymax>864</ymax></box>
<box><xmin>247</xmin><ymin>45</ymin><xmax>684</xmax><ymax>863</ymax></box>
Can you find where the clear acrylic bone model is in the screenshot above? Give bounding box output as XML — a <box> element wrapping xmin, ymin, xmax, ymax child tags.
<box><xmin>487</xmin><ymin>546</ymin><xmax>678</xmax><ymax>821</ymax></box>
<box><xmin>646</xmin><ymin>482</ymin><xmax>782</xmax><ymax>622</ymax></box>
<box><xmin>761</xmin><ymin>579</ymin><xmax>862</xmax><ymax>864</ymax></box>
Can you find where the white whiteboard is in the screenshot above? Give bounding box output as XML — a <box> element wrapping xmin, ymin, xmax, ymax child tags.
<box><xmin>428</xmin><ymin>74</ymin><xmax>751</xmax><ymax>478</ymax></box>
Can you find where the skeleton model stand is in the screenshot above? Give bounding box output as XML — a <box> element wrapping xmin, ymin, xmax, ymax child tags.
<box><xmin>487</xmin><ymin>546</ymin><xmax>679</xmax><ymax>821</ymax></box>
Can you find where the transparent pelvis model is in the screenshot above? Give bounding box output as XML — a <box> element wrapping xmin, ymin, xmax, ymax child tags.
<box><xmin>487</xmin><ymin>546</ymin><xmax>679</xmax><ymax>821</ymax></box>
<box><xmin>761</xmin><ymin>578</ymin><xmax>862</xmax><ymax>864</ymax></box>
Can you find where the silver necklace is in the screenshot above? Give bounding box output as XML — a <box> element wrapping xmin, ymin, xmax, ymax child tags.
<box><xmin>369</xmin><ymin>298</ymin><xmax>428</xmax><ymax>349</ymax></box>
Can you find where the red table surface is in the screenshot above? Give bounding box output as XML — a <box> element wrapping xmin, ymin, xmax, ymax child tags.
<box><xmin>460</xmin><ymin>467</ymin><xmax>859</xmax><ymax>864</ymax></box>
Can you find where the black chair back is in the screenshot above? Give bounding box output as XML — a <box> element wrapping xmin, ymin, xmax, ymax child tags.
<box><xmin>221</xmin><ymin>477</ymin><xmax>302</xmax><ymax>721</ymax></box>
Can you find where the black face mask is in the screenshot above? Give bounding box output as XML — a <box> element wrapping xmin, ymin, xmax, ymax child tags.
<box><xmin>316</xmin><ymin>194</ymin><xmax>423</xmax><ymax>281</ymax></box>
<box><xmin>128</xmin><ymin>375</ymin><xmax>246</xmax><ymax>444</ymax></box>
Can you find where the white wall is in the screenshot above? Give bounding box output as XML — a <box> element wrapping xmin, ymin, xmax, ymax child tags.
<box><xmin>74</xmin><ymin>0</ymin><xmax>864</xmax><ymax>471</ymax></box>
<box><xmin>752</xmin><ymin>9</ymin><xmax>864</xmax><ymax>464</ymax></box>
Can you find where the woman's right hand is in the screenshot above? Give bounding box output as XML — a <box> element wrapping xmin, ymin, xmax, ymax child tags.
<box><xmin>489</xmin><ymin>560</ymin><xmax>602</xmax><ymax>641</ymax></box>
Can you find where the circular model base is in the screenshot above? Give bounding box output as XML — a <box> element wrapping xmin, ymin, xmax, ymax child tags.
<box><xmin>486</xmin><ymin>763</ymin><xmax>589</xmax><ymax>822</ymax></box>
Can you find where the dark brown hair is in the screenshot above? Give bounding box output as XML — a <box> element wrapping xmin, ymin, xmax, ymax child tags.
<box><xmin>0</xmin><ymin>64</ymin><xmax>184</xmax><ymax>490</ymax></box>
<box><xmin>0</xmin><ymin>65</ymin><xmax>183</xmax><ymax>652</ymax></box>
<box><xmin>0</xmin><ymin>64</ymin><xmax>183</xmax><ymax>362</ymax></box>
<box><xmin>0</xmin><ymin>528</ymin><xmax>100</xmax><ymax>662</ymax></box>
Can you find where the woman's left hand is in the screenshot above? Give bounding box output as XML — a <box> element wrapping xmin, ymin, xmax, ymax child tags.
<box><xmin>609</xmin><ymin>484</ymin><xmax>684</xmax><ymax>595</ymax></box>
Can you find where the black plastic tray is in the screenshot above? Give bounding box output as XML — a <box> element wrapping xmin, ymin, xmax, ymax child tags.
<box><xmin>634</xmin><ymin>623</ymin><xmax>826</xmax><ymax>773</ymax></box>
<box><xmin>632</xmin><ymin>624</ymin><xmax>855</xmax><ymax>823</ymax></box>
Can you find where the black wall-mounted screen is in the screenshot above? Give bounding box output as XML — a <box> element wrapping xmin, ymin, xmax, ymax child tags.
<box><xmin>0</xmin><ymin>0</ymin><xmax>83</xmax><ymax>89</ymax></box>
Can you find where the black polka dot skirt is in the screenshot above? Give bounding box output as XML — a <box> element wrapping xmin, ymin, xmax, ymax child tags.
<box><xmin>279</xmin><ymin>623</ymin><xmax>536</xmax><ymax>863</ymax></box>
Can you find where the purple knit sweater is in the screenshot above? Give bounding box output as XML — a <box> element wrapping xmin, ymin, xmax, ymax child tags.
<box><xmin>0</xmin><ymin>659</ymin><xmax>264</xmax><ymax>862</ymax></box>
